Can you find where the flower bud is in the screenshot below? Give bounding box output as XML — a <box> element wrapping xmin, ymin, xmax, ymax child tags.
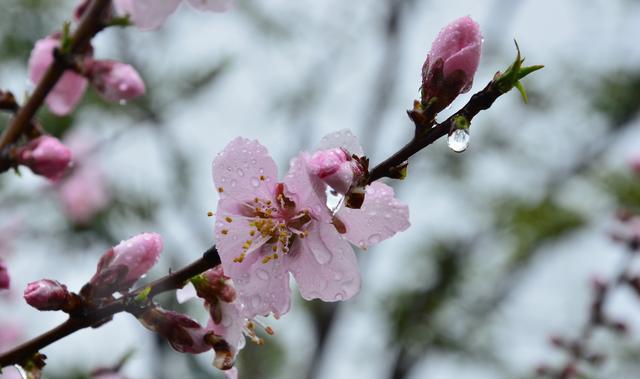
<box><xmin>421</xmin><ymin>16</ymin><xmax>482</xmax><ymax>114</ymax></box>
<box><xmin>28</xmin><ymin>35</ymin><xmax>88</xmax><ymax>116</ymax></box>
<box><xmin>308</xmin><ymin>148</ymin><xmax>364</xmax><ymax>195</ymax></box>
<box><xmin>15</xmin><ymin>136</ymin><xmax>72</xmax><ymax>181</ymax></box>
<box><xmin>191</xmin><ymin>266</ymin><xmax>236</xmax><ymax>304</ymax></box>
<box><xmin>89</xmin><ymin>233</ymin><xmax>162</xmax><ymax>297</ymax></box>
<box><xmin>87</xmin><ymin>60</ymin><xmax>146</xmax><ymax>102</ymax></box>
<box><xmin>0</xmin><ymin>260</ymin><xmax>9</xmax><ymax>290</ymax></box>
<box><xmin>138</xmin><ymin>306</ymin><xmax>211</xmax><ymax>354</ymax></box>
<box><xmin>23</xmin><ymin>279</ymin><xmax>71</xmax><ymax>311</ymax></box>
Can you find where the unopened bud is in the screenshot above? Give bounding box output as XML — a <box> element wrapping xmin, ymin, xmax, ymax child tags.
<box><xmin>421</xmin><ymin>16</ymin><xmax>482</xmax><ymax>114</ymax></box>
<box><xmin>308</xmin><ymin>148</ymin><xmax>364</xmax><ymax>195</ymax></box>
<box><xmin>89</xmin><ymin>233</ymin><xmax>162</xmax><ymax>297</ymax></box>
<box><xmin>28</xmin><ymin>35</ymin><xmax>88</xmax><ymax>116</ymax></box>
<box><xmin>87</xmin><ymin>60</ymin><xmax>145</xmax><ymax>102</ymax></box>
<box><xmin>24</xmin><ymin>279</ymin><xmax>71</xmax><ymax>311</ymax></box>
<box><xmin>192</xmin><ymin>266</ymin><xmax>236</xmax><ymax>304</ymax></box>
<box><xmin>15</xmin><ymin>136</ymin><xmax>72</xmax><ymax>181</ymax></box>
<box><xmin>0</xmin><ymin>260</ymin><xmax>9</xmax><ymax>290</ymax></box>
<box><xmin>138</xmin><ymin>306</ymin><xmax>211</xmax><ymax>354</ymax></box>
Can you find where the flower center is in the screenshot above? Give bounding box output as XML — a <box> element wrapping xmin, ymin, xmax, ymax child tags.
<box><xmin>232</xmin><ymin>183</ymin><xmax>312</xmax><ymax>264</ymax></box>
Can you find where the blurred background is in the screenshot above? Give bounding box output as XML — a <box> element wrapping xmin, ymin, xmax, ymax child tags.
<box><xmin>1</xmin><ymin>0</ymin><xmax>640</xmax><ymax>378</ymax></box>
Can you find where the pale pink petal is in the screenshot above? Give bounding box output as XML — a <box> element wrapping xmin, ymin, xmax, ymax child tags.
<box><xmin>316</xmin><ymin>129</ymin><xmax>364</xmax><ymax>157</ymax></box>
<box><xmin>212</xmin><ymin>138</ymin><xmax>278</xmax><ymax>203</ymax></box>
<box><xmin>113</xmin><ymin>0</ymin><xmax>182</xmax><ymax>31</ymax></box>
<box><xmin>336</xmin><ymin>182</ymin><xmax>410</xmax><ymax>250</ymax></box>
<box><xmin>209</xmin><ymin>301</ymin><xmax>245</xmax><ymax>353</ymax></box>
<box><xmin>283</xmin><ymin>155</ymin><xmax>329</xmax><ymax>222</ymax></box>
<box><xmin>58</xmin><ymin>164</ymin><xmax>111</xmax><ymax>223</ymax></box>
<box><xmin>88</xmin><ymin>60</ymin><xmax>146</xmax><ymax>102</ymax></box>
<box><xmin>223</xmin><ymin>367</ymin><xmax>238</xmax><ymax>379</ymax></box>
<box><xmin>443</xmin><ymin>41</ymin><xmax>482</xmax><ymax>93</ymax></box>
<box><xmin>288</xmin><ymin>221</ymin><xmax>360</xmax><ymax>302</ymax></box>
<box><xmin>0</xmin><ymin>367</ymin><xmax>23</xmax><ymax>379</ymax></box>
<box><xmin>28</xmin><ymin>36</ymin><xmax>88</xmax><ymax>116</ymax></box>
<box><xmin>176</xmin><ymin>282</ymin><xmax>197</xmax><ymax>304</ymax></box>
<box><xmin>186</xmin><ymin>0</ymin><xmax>233</xmax><ymax>12</ymax></box>
<box><xmin>214</xmin><ymin>199</ymin><xmax>290</xmax><ymax>318</ymax></box>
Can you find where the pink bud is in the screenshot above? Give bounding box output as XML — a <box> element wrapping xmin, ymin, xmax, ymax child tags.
<box><xmin>88</xmin><ymin>60</ymin><xmax>146</xmax><ymax>102</ymax></box>
<box><xmin>23</xmin><ymin>279</ymin><xmax>71</xmax><ymax>311</ymax></box>
<box><xmin>16</xmin><ymin>136</ymin><xmax>72</xmax><ymax>181</ymax></box>
<box><xmin>0</xmin><ymin>260</ymin><xmax>9</xmax><ymax>290</ymax></box>
<box><xmin>89</xmin><ymin>233</ymin><xmax>162</xmax><ymax>296</ymax></box>
<box><xmin>308</xmin><ymin>148</ymin><xmax>363</xmax><ymax>194</ymax></box>
<box><xmin>28</xmin><ymin>35</ymin><xmax>88</xmax><ymax>116</ymax></box>
<box><xmin>421</xmin><ymin>16</ymin><xmax>482</xmax><ymax>113</ymax></box>
<box><xmin>192</xmin><ymin>266</ymin><xmax>236</xmax><ymax>304</ymax></box>
<box><xmin>138</xmin><ymin>306</ymin><xmax>212</xmax><ymax>353</ymax></box>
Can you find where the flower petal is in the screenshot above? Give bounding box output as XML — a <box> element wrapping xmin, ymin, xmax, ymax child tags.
<box><xmin>316</xmin><ymin>129</ymin><xmax>364</xmax><ymax>157</ymax></box>
<box><xmin>283</xmin><ymin>154</ymin><xmax>330</xmax><ymax>222</ymax></box>
<box><xmin>288</xmin><ymin>221</ymin><xmax>360</xmax><ymax>302</ymax></box>
<box><xmin>212</xmin><ymin>138</ymin><xmax>278</xmax><ymax>203</ymax></box>
<box><xmin>336</xmin><ymin>182</ymin><xmax>410</xmax><ymax>250</ymax></box>
<box><xmin>113</xmin><ymin>0</ymin><xmax>182</xmax><ymax>31</ymax></box>
<box><xmin>176</xmin><ymin>282</ymin><xmax>197</xmax><ymax>304</ymax></box>
<box><xmin>209</xmin><ymin>301</ymin><xmax>246</xmax><ymax>353</ymax></box>
<box><xmin>186</xmin><ymin>0</ymin><xmax>233</xmax><ymax>12</ymax></box>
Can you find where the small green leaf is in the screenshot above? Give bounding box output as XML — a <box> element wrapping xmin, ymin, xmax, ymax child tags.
<box><xmin>135</xmin><ymin>286</ymin><xmax>151</xmax><ymax>303</ymax></box>
<box><xmin>60</xmin><ymin>21</ymin><xmax>72</xmax><ymax>53</ymax></box>
<box><xmin>515</xmin><ymin>81</ymin><xmax>528</xmax><ymax>103</ymax></box>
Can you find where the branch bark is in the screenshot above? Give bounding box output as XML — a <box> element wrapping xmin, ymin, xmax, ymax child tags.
<box><xmin>0</xmin><ymin>245</ymin><xmax>220</xmax><ymax>369</ymax></box>
<box><xmin>0</xmin><ymin>0</ymin><xmax>113</xmax><ymax>150</ymax></box>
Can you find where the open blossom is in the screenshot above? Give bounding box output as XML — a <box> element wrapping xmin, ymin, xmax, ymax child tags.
<box><xmin>212</xmin><ymin>135</ymin><xmax>409</xmax><ymax>318</ymax></box>
<box><xmin>87</xmin><ymin>60</ymin><xmax>145</xmax><ymax>102</ymax></box>
<box><xmin>23</xmin><ymin>279</ymin><xmax>71</xmax><ymax>311</ymax></box>
<box><xmin>89</xmin><ymin>233</ymin><xmax>162</xmax><ymax>296</ymax></box>
<box><xmin>421</xmin><ymin>16</ymin><xmax>482</xmax><ymax>112</ymax></box>
<box><xmin>15</xmin><ymin>136</ymin><xmax>72</xmax><ymax>181</ymax></box>
<box><xmin>114</xmin><ymin>0</ymin><xmax>233</xmax><ymax>31</ymax></box>
<box><xmin>28</xmin><ymin>35</ymin><xmax>88</xmax><ymax>116</ymax></box>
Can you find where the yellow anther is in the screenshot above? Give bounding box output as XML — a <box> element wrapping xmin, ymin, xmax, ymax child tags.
<box><xmin>225</xmin><ymin>216</ymin><xmax>233</xmax><ymax>223</ymax></box>
<box><xmin>249</xmin><ymin>230</ymin><xmax>256</xmax><ymax>237</ymax></box>
<box><xmin>221</xmin><ymin>229</ymin><xmax>229</xmax><ymax>235</ymax></box>
<box><xmin>259</xmin><ymin>175</ymin><xmax>266</xmax><ymax>181</ymax></box>
<box><xmin>218</xmin><ymin>187</ymin><xmax>224</xmax><ymax>193</ymax></box>
<box><xmin>262</xmin><ymin>256</ymin><xmax>272</xmax><ymax>264</ymax></box>
<box><xmin>207</xmin><ymin>211</ymin><xmax>214</xmax><ymax>217</ymax></box>
<box><xmin>233</xmin><ymin>252</ymin><xmax>246</xmax><ymax>263</ymax></box>
<box><xmin>272</xmin><ymin>245</ymin><xmax>278</xmax><ymax>252</ymax></box>
<box><xmin>273</xmin><ymin>253</ymin><xmax>279</xmax><ymax>259</ymax></box>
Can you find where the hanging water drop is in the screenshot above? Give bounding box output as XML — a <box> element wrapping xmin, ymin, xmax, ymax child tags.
<box><xmin>447</xmin><ymin>129</ymin><xmax>470</xmax><ymax>153</ymax></box>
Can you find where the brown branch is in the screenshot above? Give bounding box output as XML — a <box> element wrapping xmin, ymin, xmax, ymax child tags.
<box><xmin>0</xmin><ymin>0</ymin><xmax>112</xmax><ymax>151</ymax></box>
<box><xmin>0</xmin><ymin>245</ymin><xmax>220</xmax><ymax>369</ymax></box>
<box><xmin>368</xmin><ymin>80</ymin><xmax>502</xmax><ymax>183</ymax></box>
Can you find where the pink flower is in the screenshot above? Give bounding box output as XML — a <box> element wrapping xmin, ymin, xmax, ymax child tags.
<box><xmin>15</xmin><ymin>136</ymin><xmax>72</xmax><ymax>181</ymax></box>
<box><xmin>213</xmin><ymin>131</ymin><xmax>408</xmax><ymax>318</ymax></box>
<box><xmin>114</xmin><ymin>0</ymin><xmax>233</xmax><ymax>31</ymax></box>
<box><xmin>308</xmin><ymin>148</ymin><xmax>364</xmax><ymax>195</ymax></box>
<box><xmin>87</xmin><ymin>60</ymin><xmax>145</xmax><ymax>102</ymax></box>
<box><xmin>89</xmin><ymin>233</ymin><xmax>162</xmax><ymax>296</ymax></box>
<box><xmin>0</xmin><ymin>260</ymin><xmax>9</xmax><ymax>290</ymax></box>
<box><xmin>421</xmin><ymin>16</ymin><xmax>482</xmax><ymax>112</ymax></box>
<box><xmin>23</xmin><ymin>279</ymin><xmax>71</xmax><ymax>311</ymax></box>
<box><xmin>28</xmin><ymin>35</ymin><xmax>88</xmax><ymax>116</ymax></box>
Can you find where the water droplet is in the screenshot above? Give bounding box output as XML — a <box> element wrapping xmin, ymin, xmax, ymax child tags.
<box><xmin>250</xmin><ymin>177</ymin><xmax>260</xmax><ymax>187</ymax></box>
<box><xmin>251</xmin><ymin>159</ymin><xmax>257</xmax><ymax>165</ymax></box>
<box><xmin>312</xmin><ymin>246</ymin><xmax>332</xmax><ymax>265</ymax></box>
<box><xmin>256</xmin><ymin>269</ymin><xmax>270</xmax><ymax>281</ymax></box>
<box><xmin>237</xmin><ymin>168</ymin><xmax>245</xmax><ymax>177</ymax></box>
<box><xmin>447</xmin><ymin>129</ymin><xmax>470</xmax><ymax>152</ymax></box>
<box><xmin>230</xmin><ymin>179</ymin><xmax>237</xmax><ymax>187</ymax></box>
<box><xmin>227</xmin><ymin>166</ymin><xmax>233</xmax><ymax>172</ymax></box>
<box><xmin>335</xmin><ymin>293</ymin><xmax>344</xmax><ymax>301</ymax></box>
<box><xmin>368</xmin><ymin>233</ymin><xmax>381</xmax><ymax>245</ymax></box>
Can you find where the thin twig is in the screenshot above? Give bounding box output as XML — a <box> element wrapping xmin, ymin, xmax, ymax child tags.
<box><xmin>0</xmin><ymin>245</ymin><xmax>220</xmax><ymax>369</ymax></box>
<box><xmin>0</xmin><ymin>0</ymin><xmax>112</xmax><ymax>150</ymax></box>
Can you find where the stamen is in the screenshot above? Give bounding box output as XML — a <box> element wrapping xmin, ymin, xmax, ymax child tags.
<box><xmin>225</xmin><ymin>216</ymin><xmax>233</xmax><ymax>223</ymax></box>
<box><xmin>218</xmin><ymin>187</ymin><xmax>224</xmax><ymax>193</ymax></box>
<box><xmin>207</xmin><ymin>211</ymin><xmax>214</xmax><ymax>217</ymax></box>
<box><xmin>221</xmin><ymin>229</ymin><xmax>229</xmax><ymax>235</ymax></box>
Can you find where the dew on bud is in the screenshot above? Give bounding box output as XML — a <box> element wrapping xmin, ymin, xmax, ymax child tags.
<box><xmin>447</xmin><ymin>129</ymin><xmax>470</xmax><ymax>153</ymax></box>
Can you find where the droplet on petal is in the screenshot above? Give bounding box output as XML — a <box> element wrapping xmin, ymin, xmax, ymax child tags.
<box><xmin>447</xmin><ymin>129</ymin><xmax>470</xmax><ymax>152</ymax></box>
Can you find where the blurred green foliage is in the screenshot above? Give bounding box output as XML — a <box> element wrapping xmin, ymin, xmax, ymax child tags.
<box><xmin>593</xmin><ymin>71</ymin><xmax>640</xmax><ymax>127</ymax></box>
